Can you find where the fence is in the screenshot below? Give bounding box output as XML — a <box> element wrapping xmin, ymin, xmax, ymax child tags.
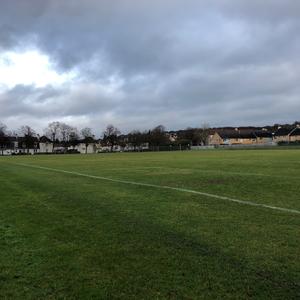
<box><xmin>191</xmin><ymin>146</ymin><xmax>215</xmax><ymax>150</ymax></box>
<box><xmin>216</xmin><ymin>143</ymin><xmax>277</xmax><ymax>150</ymax></box>
<box><xmin>146</xmin><ymin>145</ymin><xmax>190</xmax><ymax>152</ymax></box>
<box><xmin>191</xmin><ymin>144</ymin><xmax>279</xmax><ymax>150</ymax></box>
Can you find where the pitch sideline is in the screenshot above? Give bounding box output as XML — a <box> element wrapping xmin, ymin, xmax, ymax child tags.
<box><xmin>14</xmin><ymin>163</ymin><xmax>300</xmax><ymax>215</ymax></box>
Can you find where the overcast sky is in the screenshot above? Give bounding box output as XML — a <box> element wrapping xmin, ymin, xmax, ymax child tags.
<box><xmin>0</xmin><ymin>0</ymin><xmax>299</xmax><ymax>134</ymax></box>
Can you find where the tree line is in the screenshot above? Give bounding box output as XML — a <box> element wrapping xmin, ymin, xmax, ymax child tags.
<box><xmin>0</xmin><ymin>121</ymin><xmax>211</xmax><ymax>153</ymax></box>
<box><xmin>2</xmin><ymin>120</ymin><xmax>300</xmax><ymax>154</ymax></box>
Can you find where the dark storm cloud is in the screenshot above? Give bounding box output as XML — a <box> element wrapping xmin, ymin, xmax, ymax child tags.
<box><xmin>0</xmin><ymin>0</ymin><xmax>300</xmax><ymax>133</ymax></box>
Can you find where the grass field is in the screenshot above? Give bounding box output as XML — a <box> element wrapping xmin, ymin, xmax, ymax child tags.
<box><xmin>0</xmin><ymin>150</ymin><xmax>299</xmax><ymax>299</ymax></box>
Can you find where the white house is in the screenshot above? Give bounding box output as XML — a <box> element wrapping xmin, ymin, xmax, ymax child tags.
<box><xmin>39</xmin><ymin>136</ymin><xmax>54</xmax><ymax>153</ymax></box>
<box><xmin>72</xmin><ymin>142</ymin><xmax>96</xmax><ymax>154</ymax></box>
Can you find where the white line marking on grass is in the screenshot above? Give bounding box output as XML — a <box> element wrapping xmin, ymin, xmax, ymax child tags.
<box><xmin>14</xmin><ymin>163</ymin><xmax>300</xmax><ymax>215</ymax></box>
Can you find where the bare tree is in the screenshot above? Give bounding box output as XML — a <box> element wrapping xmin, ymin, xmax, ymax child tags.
<box><xmin>44</xmin><ymin>121</ymin><xmax>60</xmax><ymax>142</ymax></box>
<box><xmin>81</xmin><ymin>127</ymin><xmax>94</xmax><ymax>154</ymax></box>
<box><xmin>19</xmin><ymin>125</ymin><xmax>37</xmax><ymax>153</ymax></box>
<box><xmin>128</xmin><ymin>130</ymin><xmax>144</xmax><ymax>151</ymax></box>
<box><xmin>45</xmin><ymin>122</ymin><xmax>77</xmax><ymax>143</ymax></box>
<box><xmin>198</xmin><ymin>123</ymin><xmax>210</xmax><ymax>145</ymax></box>
<box><xmin>103</xmin><ymin>124</ymin><xmax>120</xmax><ymax>152</ymax></box>
<box><xmin>81</xmin><ymin>127</ymin><xmax>93</xmax><ymax>139</ymax></box>
<box><xmin>180</xmin><ymin>127</ymin><xmax>196</xmax><ymax>145</ymax></box>
<box><xmin>45</xmin><ymin>122</ymin><xmax>79</xmax><ymax>153</ymax></box>
<box><xmin>178</xmin><ymin>124</ymin><xmax>210</xmax><ymax>146</ymax></box>
<box><xmin>0</xmin><ymin>122</ymin><xmax>9</xmax><ymax>155</ymax></box>
<box><xmin>69</xmin><ymin>130</ymin><xmax>80</xmax><ymax>148</ymax></box>
<box><xmin>149</xmin><ymin>125</ymin><xmax>168</xmax><ymax>150</ymax></box>
<box><xmin>59</xmin><ymin>123</ymin><xmax>72</xmax><ymax>143</ymax></box>
<box><xmin>20</xmin><ymin>125</ymin><xmax>36</xmax><ymax>137</ymax></box>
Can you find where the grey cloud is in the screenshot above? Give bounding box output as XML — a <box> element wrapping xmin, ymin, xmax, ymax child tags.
<box><xmin>0</xmin><ymin>0</ymin><xmax>300</xmax><ymax>133</ymax></box>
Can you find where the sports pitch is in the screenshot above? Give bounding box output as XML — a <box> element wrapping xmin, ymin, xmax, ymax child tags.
<box><xmin>0</xmin><ymin>150</ymin><xmax>299</xmax><ymax>299</ymax></box>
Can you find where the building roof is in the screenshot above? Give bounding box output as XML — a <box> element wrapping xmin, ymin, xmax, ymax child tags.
<box><xmin>39</xmin><ymin>135</ymin><xmax>52</xmax><ymax>143</ymax></box>
<box><xmin>18</xmin><ymin>136</ymin><xmax>39</xmax><ymax>142</ymax></box>
<box><xmin>289</xmin><ymin>127</ymin><xmax>300</xmax><ymax>136</ymax></box>
<box><xmin>7</xmin><ymin>136</ymin><xmax>18</xmax><ymax>142</ymax></box>
<box><xmin>274</xmin><ymin>127</ymin><xmax>292</xmax><ymax>136</ymax></box>
<box><xmin>254</xmin><ymin>131</ymin><xmax>273</xmax><ymax>138</ymax></box>
<box><xmin>216</xmin><ymin>130</ymin><xmax>257</xmax><ymax>139</ymax></box>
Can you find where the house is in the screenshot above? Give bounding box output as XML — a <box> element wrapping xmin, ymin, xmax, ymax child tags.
<box><xmin>209</xmin><ymin>128</ymin><xmax>275</xmax><ymax>146</ymax></box>
<box><xmin>273</xmin><ymin>126</ymin><xmax>300</xmax><ymax>144</ymax></box>
<box><xmin>71</xmin><ymin>141</ymin><xmax>97</xmax><ymax>154</ymax></box>
<box><xmin>209</xmin><ymin>129</ymin><xmax>257</xmax><ymax>145</ymax></box>
<box><xmin>288</xmin><ymin>126</ymin><xmax>300</xmax><ymax>142</ymax></box>
<box><xmin>0</xmin><ymin>136</ymin><xmax>18</xmax><ymax>155</ymax></box>
<box><xmin>10</xmin><ymin>135</ymin><xmax>55</xmax><ymax>155</ymax></box>
<box><xmin>273</xmin><ymin>127</ymin><xmax>291</xmax><ymax>143</ymax></box>
<box><xmin>17</xmin><ymin>136</ymin><xmax>39</xmax><ymax>154</ymax></box>
<box><xmin>0</xmin><ymin>135</ymin><xmax>55</xmax><ymax>155</ymax></box>
<box><xmin>39</xmin><ymin>136</ymin><xmax>54</xmax><ymax>153</ymax></box>
<box><xmin>254</xmin><ymin>130</ymin><xmax>273</xmax><ymax>145</ymax></box>
<box><xmin>209</xmin><ymin>132</ymin><xmax>224</xmax><ymax>145</ymax></box>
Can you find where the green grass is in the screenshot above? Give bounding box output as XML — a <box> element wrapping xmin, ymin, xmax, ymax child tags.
<box><xmin>0</xmin><ymin>150</ymin><xmax>299</xmax><ymax>299</ymax></box>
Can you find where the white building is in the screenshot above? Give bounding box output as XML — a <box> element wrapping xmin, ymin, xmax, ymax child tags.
<box><xmin>71</xmin><ymin>142</ymin><xmax>97</xmax><ymax>154</ymax></box>
<box><xmin>39</xmin><ymin>136</ymin><xmax>54</xmax><ymax>153</ymax></box>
